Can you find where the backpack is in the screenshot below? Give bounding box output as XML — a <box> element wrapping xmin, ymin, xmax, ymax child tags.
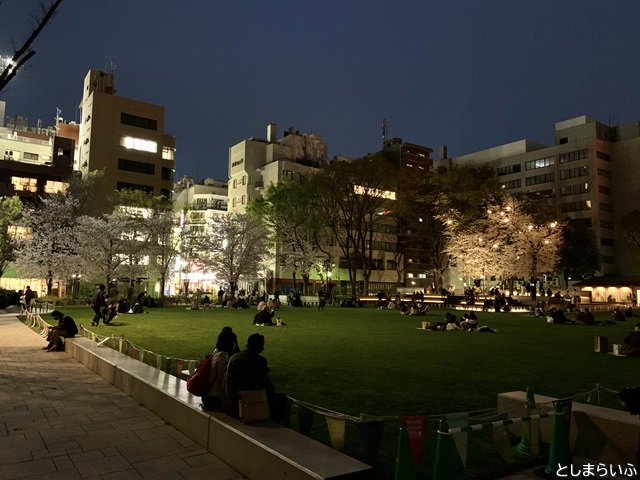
<box><xmin>186</xmin><ymin>355</ymin><xmax>213</xmax><ymax>396</ymax></box>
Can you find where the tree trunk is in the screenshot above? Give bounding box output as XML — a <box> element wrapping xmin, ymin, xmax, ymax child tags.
<box><xmin>302</xmin><ymin>274</ymin><xmax>310</xmax><ymax>294</ymax></box>
<box><xmin>292</xmin><ymin>272</ymin><xmax>297</xmax><ymax>293</ymax></box>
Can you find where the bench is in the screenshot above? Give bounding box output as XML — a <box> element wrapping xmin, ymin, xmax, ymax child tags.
<box><xmin>65</xmin><ymin>336</ymin><xmax>372</xmax><ymax>480</ymax></box>
<box><xmin>497</xmin><ymin>390</ymin><xmax>638</xmax><ymax>465</ymax></box>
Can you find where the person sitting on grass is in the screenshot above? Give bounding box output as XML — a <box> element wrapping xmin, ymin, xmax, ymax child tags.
<box><xmin>44</xmin><ymin>310</ymin><xmax>78</xmax><ymax>351</ymax></box>
<box><xmin>253</xmin><ymin>302</ymin><xmax>275</xmax><ymax>326</ymax></box>
<box><xmin>613</xmin><ymin>307</ymin><xmax>626</xmax><ymax>322</ymax></box>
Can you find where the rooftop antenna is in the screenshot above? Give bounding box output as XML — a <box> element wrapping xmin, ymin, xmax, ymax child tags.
<box><xmin>381</xmin><ymin>118</ymin><xmax>388</xmax><ymax>147</ymax></box>
<box><xmin>105</xmin><ymin>54</ymin><xmax>118</xmax><ymax>74</ymax></box>
<box><xmin>55</xmin><ymin>106</ymin><xmax>61</xmax><ymax>129</ymax></box>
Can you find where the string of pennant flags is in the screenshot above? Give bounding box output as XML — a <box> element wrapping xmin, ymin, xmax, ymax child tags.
<box><xmin>22</xmin><ymin>312</ymin><xmax>624</xmax><ymax>471</ymax></box>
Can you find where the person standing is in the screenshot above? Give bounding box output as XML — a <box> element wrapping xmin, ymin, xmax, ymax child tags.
<box><xmin>24</xmin><ymin>286</ymin><xmax>35</xmax><ymax>312</ymax></box>
<box><xmin>318</xmin><ymin>289</ymin><xmax>326</xmax><ymax>311</ymax></box>
<box><xmin>90</xmin><ymin>284</ymin><xmax>107</xmax><ymax>326</ymax></box>
<box><xmin>44</xmin><ymin>310</ymin><xmax>78</xmax><ymax>351</ymax></box>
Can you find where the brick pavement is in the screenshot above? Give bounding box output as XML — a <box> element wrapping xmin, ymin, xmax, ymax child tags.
<box><xmin>0</xmin><ymin>314</ymin><xmax>245</xmax><ymax>480</ymax></box>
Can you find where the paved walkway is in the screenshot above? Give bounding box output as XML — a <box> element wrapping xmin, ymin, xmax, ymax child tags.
<box><xmin>0</xmin><ymin>314</ymin><xmax>245</xmax><ymax>480</ymax></box>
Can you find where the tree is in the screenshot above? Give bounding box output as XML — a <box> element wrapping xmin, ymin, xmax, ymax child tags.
<box><xmin>204</xmin><ymin>212</ymin><xmax>268</xmax><ymax>297</ymax></box>
<box><xmin>394</xmin><ymin>165</ymin><xmax>497</xmax><ymax>290</ymax></box>
<box><xmin>14</xmin><ymin>194</ymin><xmax>77</xmax><ymax>294</ymax></box>
<box><xmin>0</xmin><ymin>0</ymin><xmax>64</xmax><ymax>93</ymax></box>
<box><xmin>116</xmin><ymin>189</ymin><xmax>177</xmax><ymax>297</ymax></box>
<box><xmin>146</xmin><ymin>209</ymin><xmax>179</xmax><ymax>298</ymax></box>
<box><xmin>310</xmin><ymin>156</ymin><xmax>399</xmax><ymax>296</ymax></box>
<box><xmin>442</xmin><ymin>194</ymin><xmax>563</xmax><ymax>289</ymax></box>
<box><xmin>557</xmin><ymin>219</ymin><xmax>602</xmax><ymax>286</ymax></box>
<box><xmin>0</xmin><ymin>196</ymin><xmax>24</xmax><ymax>278</ymax></box>
<box><xmin>74</xmin><ymin>210</ymin><xmax>146</xmax><ymax>294</ymax></box>
<box><xmin>248</xmin><ymin>178</ymin><xmax>327</xmax><ymax>294</ymax></box>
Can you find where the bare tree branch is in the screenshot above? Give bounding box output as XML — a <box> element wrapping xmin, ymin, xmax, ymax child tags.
<box><xmin>0</xmin><ymin>0</ymin><xmax>63</xmax><ymax>92</ymax></box>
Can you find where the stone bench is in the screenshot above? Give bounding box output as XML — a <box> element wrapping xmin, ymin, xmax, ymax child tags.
<box><xmin>65</xmin><ymin>336</ymin><xmax>372</xmax><ymax>480</ymax></box>
<box><xmin>498</xmin><ymin>390</ymin><xmax>638</xmax><ymax>465</ymax></box>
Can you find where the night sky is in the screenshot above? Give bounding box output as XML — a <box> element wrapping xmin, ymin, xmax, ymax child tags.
<box><xmin>1</xmin><ymin>1</ymin><xmax>639</xmax><ymax>182</ymax></box>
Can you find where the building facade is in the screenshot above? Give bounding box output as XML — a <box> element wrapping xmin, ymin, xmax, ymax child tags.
<box><xmin>78</xmin><ymin>70</ymin><xmax>175</xmax><ymax>198</ymax></box>
<box><xmin>436</xmin><ymin>115</ymin><xmax>640</xmax><ymax>277</ymax></box>
<box><xmin>172</xmin><ymin>177</ymin><xmax>228</xmax><ymax>296</ymax></box>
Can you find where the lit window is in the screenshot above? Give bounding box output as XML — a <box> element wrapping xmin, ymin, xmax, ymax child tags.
<box><xmin>11</xmin><ymin>177</ymin><xmax>37</xmax><ymax>192</ymax></box>
<box><xmin>44</xmin><ymin>180</ymin><xmax>68</xmax><ymax>194</ymax></box>
<box><xmin>121</xmin><ymin>136</ymin><xmax>158</xmax><ymax>153</ymax></box>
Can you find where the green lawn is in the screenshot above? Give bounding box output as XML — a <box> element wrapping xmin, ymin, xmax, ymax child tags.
<box><xmin>51</xmin><ymin>304</ymin><xmax>639</xmax><ymax>479</ymax></box>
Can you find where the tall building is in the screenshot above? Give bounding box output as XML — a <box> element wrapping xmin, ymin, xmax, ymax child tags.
<box><xmin>78</xmin><ymin>70</ymin><xmax>175</xmax><ymax>197</ymax></box>
<box><xmin>228</xmin><ymin>123</ymin><xmax>328</xmax><ymax>213</ymax></box>
<box><xmin>366</xmin><ymin>137</ymin><xmax>434</xmax><ymax>290</ymax></box>
<box><xmin>436</xmin><ymin>115</ymin><xmax>640</xmax><ymax>277</ymax></box>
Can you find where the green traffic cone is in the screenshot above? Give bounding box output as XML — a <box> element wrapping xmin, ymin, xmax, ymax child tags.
<box><xmin>433</xmin><ymin>417</ymin><xmax>464</xmax><ymax>480</ymax></box>
<box><xmin>394</xmin><ymin>427</ymin><xmax>416</xmax><ymax>480</ymax></box>
<box><xmin>544</xmin><ymin>401</ymin><xmax>572</xmax><ymax>476</ymax></box>
<box><xmin>514</xmin><ymin>387</ymin><xmax>535</xmax><ymax>457</ymax></box>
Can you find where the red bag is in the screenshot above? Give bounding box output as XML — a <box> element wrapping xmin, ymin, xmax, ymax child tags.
<box><xmin>186</xmin><ymin>355</ymin><xmax>212</xmax><ymax>396</ymax></box>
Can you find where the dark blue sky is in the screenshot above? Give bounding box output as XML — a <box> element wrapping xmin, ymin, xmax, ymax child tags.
<box><xmin>2</xmin><ymin>1</ymin><xmax>639</xmax><ymax>182</ymax></box>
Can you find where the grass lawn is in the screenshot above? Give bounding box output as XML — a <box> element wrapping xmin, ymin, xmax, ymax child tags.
<box><xmin>52</xmin><ymin>304</ymin><xmax>639</xmax><ymax>478</ymax></box>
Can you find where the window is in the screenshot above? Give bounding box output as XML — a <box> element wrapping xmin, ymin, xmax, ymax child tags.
<box><xmin>120</xmin><ymin>136</ymin><xmax>158</xmax><ymax>153</ymax></box>
<box><xmin>525</xmin><ymin>156</ymin><xmax>555</xmax><ymax>170</ymax></box>
<box><xmin>602</xmin><ymin>255</ymin><xmax>615</xmax><ymax>264</ymax></box>
<box><xmin>44</xmin><ymin>180</ymin><xmax>68</xmax><ymax>194</ymax></box>
<box><xmin>162</xmin><ymin>167</ymin><xmax>173</xmax><ymax>181</ymax></box>
<box><xmin>162</xmin><ymin>147</ymin><xmax>174</xmax><ymax>160</ymax></box>
<box><xmin>597</xmin><ymin>168</ymin><xmax>611</xmax><ymax>178</ymax></box>
<box><xmin>599</xmin><ymin>203</ymin><xmax>613</xmax><ymax>212</ymax></box>
<box><xmin>600</xmin><ymin>220</ymin><xmax>614</xmax><ymax>229</ymax></box>
<box><xmin>560</xmin><ymin>183</ymin><xmax>589</xmax><ymax>196</ymax></box>
<box><xmin>559</xmin><ymin>166</ymin><xmax>588</xmax><ymax>180</ymax></box>
<box><xmin>559</xmin><ymin>137</ymin><xmax>568</xmax><ymax>144</ymax></box>
<box><xmin>558</xmin><ymin>149</ymin><xmax>588</xmax><ymax>164</ymax></box>
<box><xmin>501</xmin><ymin>179</ymin><xmax>521</xmax><ymax>190</ymax></box>
<box><xmin>598</xmin><ymin>185</ymin><xmax>611</xmax><ymax>195</ymax></box>
<box><xmin>525</xmin><ymin>172</ymin><xmax>555</xmax><ymax>186</ymax></box>
<box><xmin>600</xmin><ymin>238</ymin><xmax>614</xmax><ymax>247</ymax></box>
<box><xmin>496</xmin><ymin>164</ymin><xmax>521</xmax><ymax>176</ymax></box>
<box><xmin>11</xmin><ymin>176</ymin><xmax>37</xmax><ymax>192</ymax></box>
<box><xmin>120</xmin><ymin>113</ymin><xmax>157</xmax><ymax>131</ymax></box>
<box><xmin>23</xmin><ymin>152</ymin><xmax>39</xmax><ymax>161</ymax></box>
<box><xmin>596</xmin><ymin>151</ymin><xmax>610</xmax><ymax>161</ymax></box>
<box><xmin>386</xmin><ymin>260</ymin><xmax>396</xmax><ymax>270</ymax></box>
<box><xmin>118</xmin><ymin>158</ymin><xmax>155</xmax><ymax>175</ymax></box>
<box><xmin>560</xmin><ymin>200</ymin><xmax>591</xmax><ymax>213</ymax></box>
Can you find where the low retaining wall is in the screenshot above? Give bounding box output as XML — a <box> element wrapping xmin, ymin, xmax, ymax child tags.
<box><xmin>498</xmin><ymin>390</ymin><xmax>638</xmax><ymax>465</ymax></box>
<box><xmin>65</xmin><ymin>336</ymin><xmax>372</xmax><ymax>480</ymax></box>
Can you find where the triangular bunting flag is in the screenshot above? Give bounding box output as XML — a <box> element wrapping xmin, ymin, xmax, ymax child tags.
<box><xmin>400</xmin><ymin>416</ymin><xmax>426</xmax><ymax>466</ymax></box>
<box><xmin>298</xmin><ymin>404</ymin><xmax>314</xmax><ymax>436</ymax></box>
<box><xmin>445</xmin><ymin>412</ymin><xmax>469</xmax><ymax>467</ymax></box>
<box><xmin>356</xmin><ymin>421</ymin><xmax>385</xmax><ymax>467</ymax></box>
<box><xmin>325</xmin><ymin>416</ymin><xmax>346</xmax><ymax>452</ymax></box>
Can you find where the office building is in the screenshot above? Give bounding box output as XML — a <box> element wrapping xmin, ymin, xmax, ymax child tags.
<box><xmin>78</xmin><ymin>70</ymin><xmax>175</xmax><ymax>197</ymax></box>
<box><xmin>436</xmin><ymin>115</ymin><xmax>640</xmax><ymax>277</ymax></box>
